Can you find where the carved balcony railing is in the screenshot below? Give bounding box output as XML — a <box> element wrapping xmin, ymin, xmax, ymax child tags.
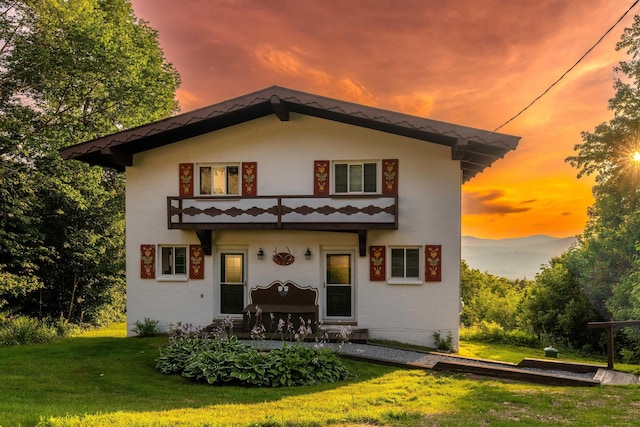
<box><xmin>167</xmin><ymin>195</ymin><xmax>398</xmax><ymax>231</ymax></box>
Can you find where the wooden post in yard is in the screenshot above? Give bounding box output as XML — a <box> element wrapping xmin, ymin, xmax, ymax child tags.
<box><xmin>588</xmin><ymin>320</ymin><xmax>640</xmax><ymax>370</ymax></box>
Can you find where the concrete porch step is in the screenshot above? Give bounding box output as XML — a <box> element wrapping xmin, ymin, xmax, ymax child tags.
<box><xmin>324</xmin><ymin>328</ymin><xmax>369</xmax><ymax>343</ymax></box>
<box><xmin>204</xmin><ymin>320</ymin><xmax>368</xmax><ymax>343</ymax></box>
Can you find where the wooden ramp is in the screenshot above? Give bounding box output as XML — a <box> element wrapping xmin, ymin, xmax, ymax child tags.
<box><xmin>594</xmin><ymin>369</ymin><xmax>640</xmax><ymax>385</ymax></box>
<box><xmin>431</xmin><ymin>359</ymin><xmax>600</xmax><ymax>387</ymax></box>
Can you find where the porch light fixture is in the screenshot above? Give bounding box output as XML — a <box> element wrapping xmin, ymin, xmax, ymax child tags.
<box><xmin>304</xmin><ymin>248</ymin><xmax>312</xmax><ymax>259</ymax></box>
<box><xmin>257</xmin><ymin>248</ymin><xmax>264</xmax><ymax>259</ymax></box>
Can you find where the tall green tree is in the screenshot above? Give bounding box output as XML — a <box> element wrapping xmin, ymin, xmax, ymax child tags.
<box><xmin>565</xmin><ymin>14</ymin><xmax>640</xmax><ymax>354</ymax></box>
<box><xmin>566</xmin><ymin>15</ymin><xmax>640</xmax><ymax>319</ymax></box>
<box><xmin>0</xmin><ymin>0</ymin><xmax>180</xmax><ymax>323</ymax></box>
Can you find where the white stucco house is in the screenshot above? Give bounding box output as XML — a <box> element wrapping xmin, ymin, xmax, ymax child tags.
<box><xmin>61</xmin><ymin>86</ymin><xmax>519</xmax><ymax>348</ymax></box>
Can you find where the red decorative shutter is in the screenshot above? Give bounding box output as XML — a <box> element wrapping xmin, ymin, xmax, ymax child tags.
<box><xmin>314</xmin><ymin>160</ymin><xmax>330</xmax><ymax>196</ymax></box>
<box><xmin>370</xmin><ymin>246</ymin><xmax>386</xmax><ymax>281</ymax></box>
<box><xmin>242</xmin><ymin>162</ymin><xmax>257</xmax><ymax>196</ymax></box>
<box><xmin>179</xmin><ymin>163</ymin><xmax>194</xmax><ymax>197</ymax></box>
<box><xmin>189</xmin><ymin>245</ymin><xmax>204</xmax><ymax>279</ymax></box>
<box><xmin>425</xmin><ymin>245</ymin><xmax>442</xmax><ymax>282</ymax></box>
<box><xmin>140</xmin><ymin>244</ymin><xmax>155</xmax><ymax>279</ymax></box>
<box><xmin>382</xmin><ymin>159</ymin><xmax>398</xmax><ymax>195</ymax></box>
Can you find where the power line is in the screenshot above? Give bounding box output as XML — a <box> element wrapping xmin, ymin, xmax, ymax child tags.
<box><xmin>492</xmin><ymin>0</ymin><xmax>640</xmax><ymax>133</ymax></box>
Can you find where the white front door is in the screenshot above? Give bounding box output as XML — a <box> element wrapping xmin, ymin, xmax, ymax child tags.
<box><xmin>219</xmin><ymin>251</ymin><xmax>246</xmax><ymax>315</ymax></box>
<box><xmin>323</xmin><ymin>251</ymin><xmax>355</xmax><ymax>320</ymax></box>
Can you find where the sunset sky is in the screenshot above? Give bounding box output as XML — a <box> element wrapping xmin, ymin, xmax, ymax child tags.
<box><xmin>129</xmin><ymin>0</ymin><xmax>639</xmax><ymax>239</ymax></box>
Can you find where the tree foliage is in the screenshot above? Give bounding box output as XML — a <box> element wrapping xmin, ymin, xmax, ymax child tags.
<box><xmin>562</xmin><ymin>15</ymin><xmax>640</xmax><ymax>356</ymax></box>
<box><xmin>460</xmin><ymin>260</ymin><xmax>529</xmax><ymax>330</ymax></box>
<box><xmin>524</xmin><ymin>254</ymin><xmax>599</xmax><ymax>350</ymax></box>
<box><xmin>565</xmin><ymin>15</ymin><xmax>640</xmax><ymax>319</ymax></box>
<box><xmin>0</xmin><ymin>0</ymin><xmax>180</xmax><ymax>324</ymax></box>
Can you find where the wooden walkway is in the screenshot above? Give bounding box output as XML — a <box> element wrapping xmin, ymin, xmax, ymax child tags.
<box><xmin>336</xmin><ymin>346</ymin><xmax>638</xmax><ymax>387</ymax></box>
<box><xmin>210</xmin><ymin>319</ymin><xmax>638</xmax><ymax>386</ymax></box>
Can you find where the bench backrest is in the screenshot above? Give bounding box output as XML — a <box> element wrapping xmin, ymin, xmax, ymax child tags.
<box><xmin>249</xmin><ymin>280</ymin><xmax>318</xmax><ymax>306</ymax></box>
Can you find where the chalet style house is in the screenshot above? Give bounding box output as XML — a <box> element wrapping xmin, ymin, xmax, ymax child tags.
<box><xmin>61</xmin><ymin>86</ymin><xmax>519</xmax><ymax>347</ymax></box>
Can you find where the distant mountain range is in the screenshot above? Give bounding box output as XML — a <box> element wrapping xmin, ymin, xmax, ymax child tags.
<box><xmin>461</xmin><ymin>235</ymin><xmax>578</xmax><ymax>280</ymax></box>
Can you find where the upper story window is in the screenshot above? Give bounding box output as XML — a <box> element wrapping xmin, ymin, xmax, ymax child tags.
<box><xmin>334</xmin><ymin>162</ymin><xmax>378</xmax><ymax>194</ymax></box>
<box><xmin>160</xmin><ymin>245</ymin><xmax>187</xmax><ymax>277</ymax></box>
<box><xmin>390</xmin><ymin>247</ymin><xmax>420</xmax><ymax>279</ymax></box>
<box><xmin>197</xmin><ymin>164</ymin><xmax>239</xmax><ymax>195</ymax></box>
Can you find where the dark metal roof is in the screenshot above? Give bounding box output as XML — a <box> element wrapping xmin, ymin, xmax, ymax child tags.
<box><xmin>59</xmin><ymin>85</ymin><xmax>520</xmax><ymax>183</ymax></box>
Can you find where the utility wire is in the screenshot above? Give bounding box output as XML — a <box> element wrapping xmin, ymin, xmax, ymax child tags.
<box><xmin>492</xmin><ymin>0</ymin><xmax>640</xmax><ymax>133</ymax></box>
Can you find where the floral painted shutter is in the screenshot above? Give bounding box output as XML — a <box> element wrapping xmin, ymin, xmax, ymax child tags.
<box><xmin>140</xmin><ymin>244</ymin><xmax>155</xmax><ymax>279</ymax></box>
<box><xmin>179</xmin><ymin>163</ymin><xmax>194</xmax><ymax>197</ymax></box>
<box><xmin>314</xmin><ymin>160</ymin><xmax>330</xmax><ymax>196</ymax></box>
<box><xmin>425</xmin><ymin>245</ymin><xmax>441</xmax><ymax>282</ymax></box>
<box><xmin>369</xmin><ymin>246</ymin><xmax>386</xmax><ymax>281</ymax></box>
<box><xmin>242</xmin><ymin>162</ymin><xmax>257</xmax><ymax>196</ymax></box>
<box><xmin>381</xmin><ymin>159</ymin><xmax>398</xmax><ymax>195</ymax></box>
<box><xmin>189</xmin><ymin>245</ymin><xmax>204</xmax><ymax>279</ymax></box>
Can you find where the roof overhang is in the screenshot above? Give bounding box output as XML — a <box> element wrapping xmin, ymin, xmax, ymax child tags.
<box><xmin>60</xmin><ymin>86</ymin><xmax>520</xmax><ymax>183</ymax></box>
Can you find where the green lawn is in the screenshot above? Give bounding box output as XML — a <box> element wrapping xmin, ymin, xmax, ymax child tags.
<box><xmin>2</xmin><ymin>324</ymin><xmax>640</xmax><ymax>426</ymax></box>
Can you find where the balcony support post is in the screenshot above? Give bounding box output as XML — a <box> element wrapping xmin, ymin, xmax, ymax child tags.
<box><xmin>195</xmin><ymin>229</ymin><xmax>212</xmax><ymax>255</ymax></box>
<box><xmin>358</xmin><ymin>230</ymin><xmax>367</xmax><ymax>257</ymax></box>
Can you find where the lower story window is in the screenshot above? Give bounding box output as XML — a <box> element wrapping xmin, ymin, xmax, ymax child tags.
<box><xmin>160</xmin><ymin>246</ymin><xmax>187</xmax><ymax>276</ymax></box>
<box><xmin>391</xmin><ymin>248</ymin><xmax>419</xmax><ymax>279</ymax></box>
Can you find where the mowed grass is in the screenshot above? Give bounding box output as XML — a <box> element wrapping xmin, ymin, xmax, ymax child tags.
<box><xmin>1</xmin><ymin>324</ymin><xmax>640</xmax><ymax>426</ymax></box>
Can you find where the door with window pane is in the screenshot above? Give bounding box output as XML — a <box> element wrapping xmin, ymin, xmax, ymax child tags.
<box><xmin>324</xmin><ymin>253</ymin><xmax>354</xmax><ymax>318</ymax></box>
<box><xmin>220</xmin><ymin>253</ymin><xmax>245</xmax><ymax>314</ymax></box>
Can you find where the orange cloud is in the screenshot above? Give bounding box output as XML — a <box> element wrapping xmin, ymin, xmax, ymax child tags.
<box><xmin>254</xmin><ymin>44</ymin><xmax>305</xmax><ymax>75</ymax></box>
<box><xmin>392</xmin><ymin>93</ymin><xmax>435</xmax><ymax>117</ymax></box>
<box><xmin>253</xmin><ymin>44</ymin><xmax>378</xmax><ymax>106</ymax></box>
<box><xmin>175</xmin><ymin>89</ymin><xmax>200</xmax><ymax>113</ymax></box>
<box><xmin>129</xmin><ymin>0</ymin><xmax>629</xmax><ymax>238</ymax></box>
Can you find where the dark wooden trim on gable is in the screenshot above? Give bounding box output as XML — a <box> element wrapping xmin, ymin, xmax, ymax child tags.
<box><xmin>270</xmin><ymin>95</ymin><xmax>289</xmax><ymax>121</ymax></box>
<box><xmin>451</xmin><ymin>138</ymin><xmax>468</xmax><ymax>161</ymax></box>
<box><xmin>60</xmin><ymin>86</ymin><xmax>520</xmax><ymax>183</ymax></box>
<box><xmin>100</xmin><ymin>147</ymin><xmax>132</xmax><ymax>167</ymax></box>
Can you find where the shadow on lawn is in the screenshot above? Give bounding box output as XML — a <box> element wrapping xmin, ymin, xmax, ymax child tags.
<box><xmin>0</xmin><ymin>333</ymin><xmax>400</xmax><ymax>425</ymax></box>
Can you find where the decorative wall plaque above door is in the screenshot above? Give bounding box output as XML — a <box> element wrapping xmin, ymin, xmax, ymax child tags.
<box><xmin>273</xmin><ymin>247</ymin><xmax>295</xmax><ymax>266</ymax></box>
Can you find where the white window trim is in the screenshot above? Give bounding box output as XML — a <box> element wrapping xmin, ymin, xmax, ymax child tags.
<box><xmin>332</xmin><ymin>160</ymin><xmax>380</xmax><ymax>195</ymax></box>
<box><xmin>387</xmin><ymin>246</ymin><xmax>423</xmax><ymax>286</ymax></box>
<box><xmin>195</xmin><ymin>162</ymin><xmax>240</xmax><ymax>196</ymax></box>
<box><xmin>157</xmin><ymin>244</ymin><xmax>189</xmax><ymax>282</ymax></box>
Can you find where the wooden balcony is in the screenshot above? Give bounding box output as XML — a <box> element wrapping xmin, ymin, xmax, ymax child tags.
<box><xmin>167</xmin><ymin>194</ymin><xmax>398</xmax><ymax>231</ymax></box>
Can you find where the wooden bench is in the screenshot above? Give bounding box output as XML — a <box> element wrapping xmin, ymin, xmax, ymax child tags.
<box><xmin>243</xmin><ymin>280</ymin><xmax>319</xmax><ymax>333</ymax></box>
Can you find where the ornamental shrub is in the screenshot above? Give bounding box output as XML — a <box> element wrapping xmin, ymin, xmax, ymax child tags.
<box><xmin>131</xmin><ymin>317</ymin><xmax>160</xmax><ymax>337</ymax></box>
<box><xmin>0</xmin><ymin>316</ymin><xmax>57</xmax><ymax>345</ymax></box>
<box><xmin>155</xmin><ymin>325</ymin><xmax>349</xmax><ymax>387</ymax></box>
